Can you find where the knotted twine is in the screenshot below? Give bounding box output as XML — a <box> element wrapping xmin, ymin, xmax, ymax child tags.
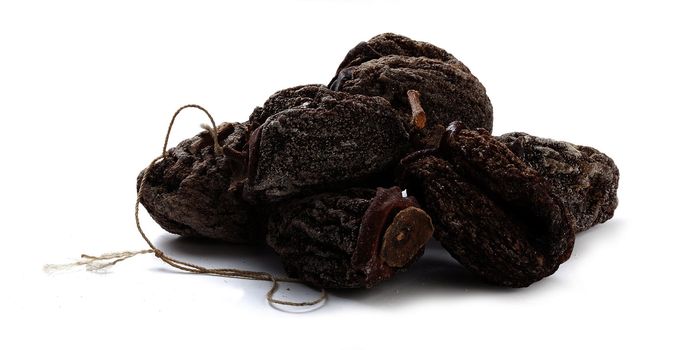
<box><xmin>45</xmin><ymin>104</ymin><xmax>327</xmax><ymax>308</ymax></box>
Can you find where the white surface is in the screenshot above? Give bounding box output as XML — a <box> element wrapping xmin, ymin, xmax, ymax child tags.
<box><xmin>1</xmin><ymin>0</ymin><xmax>691</xmax><ymax>349</ymax></box>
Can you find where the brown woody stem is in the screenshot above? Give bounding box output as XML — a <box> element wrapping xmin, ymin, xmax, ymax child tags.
<box><xmin>407</xmin><ymin>90</ymin><xmax>427</xmax><ymax>129</ymax></box>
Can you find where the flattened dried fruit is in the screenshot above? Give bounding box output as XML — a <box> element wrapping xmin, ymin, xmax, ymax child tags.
<box><xmin>330</xmin><ymin>55</ymin><xmax>492</xmax><ymax>149</ymax></box>
<box><xmin>330</xmin><ymin>32</ymin><xmax>471</xmax><ymax>83</ymax></box>
<box><xmin>243</xmin><ymin>85</ymin><xmax>410</xmax><ymax>203</ymax></box>
<box><xmin>398</xmin><ymin>124</ymin><xmax>576</xmax><ymax>287</ymax></box>
<box><xmin>137</xmin><ymin>122</ymin><xmax>260</xmax><ymax>243</ymax></box>
<box><xmin>267</xmin><ymin>187</ymin><xmax>434</xmax><ymax>288</ymax></box>
<box><xmin>497</xmin><ymin>132</ymin><xmax>619</xmax><ymax>232</ymax></box>
<box><xmin>329</xmin><ymin>33</ymin><xmax>492</xmax><ymax>148</ymax></box>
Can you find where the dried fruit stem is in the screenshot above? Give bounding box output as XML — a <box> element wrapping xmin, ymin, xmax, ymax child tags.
<box><xmin>407</xmin><ymin>90</ymin><xmax>426</xmax><ymax>129</ymax></box>
<box><xmin>380</xmin><ymin>207</ymin><xmax>434</xmax><ymax>268</ymax></box>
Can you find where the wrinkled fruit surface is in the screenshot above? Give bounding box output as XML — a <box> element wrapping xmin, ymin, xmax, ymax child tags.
<box><xmin>398</xmin><ymin>124</ymin><xmax>576</xmax><ymax>287</ymax></box>
<box><xmin>267</xmin><ymin>187</ymin><xmax>433</xmax><ymax>288</ymax></box>
<box><xmin>244</xmin><ymin>85</ymin><xmax>410</xmax><ymax>203</ymax></box>
<box><xmin>497</xmin><ymin>132</ymin><xmax>620</xmax><ymax>232</ymax></box>
<box><xmin>330</xmin><ymin>32</ymin><xmax>472</xmax><ymax>83</ymax></box>
<box><xmin>137</xmin><ymin>122</ymin><xmax>260</xmax><ymax>243</ymax></box>
<box><xmin>329</xmin><ymin>33</ymin><xmax>493</xmax><ymax>149</ymax></box>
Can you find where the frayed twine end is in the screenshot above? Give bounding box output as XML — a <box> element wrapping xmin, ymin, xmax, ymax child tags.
<box><xmin>43</xmin><ymin>249</ymin><xmax>154</xmax><ymax>273</ymax></box>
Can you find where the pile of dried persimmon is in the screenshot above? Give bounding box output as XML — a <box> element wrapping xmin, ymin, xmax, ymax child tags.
<box><xmin>137</xmin><ymin>33</ymin><xmax>619</xmax><ymax>289</ymax></box>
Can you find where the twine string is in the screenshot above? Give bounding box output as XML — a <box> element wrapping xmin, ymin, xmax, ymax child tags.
<box><xmin>164</xmin><ymin>104</ymin><xmax>223</xmax><ymax>157</ymax></box>
<box><xmin>140</xmin><ymin>105</ymin><xmax>326</xmax><ymax>307</ymax></box>
<box><xmin>47</xmin><ymin>104</ymin><xmax>327</xmax><ymax>308</ymax></box>
<box><xmin>44</xmin><ymin>250</ymin><xmax>154</xmax><ymax>272</ymax></box>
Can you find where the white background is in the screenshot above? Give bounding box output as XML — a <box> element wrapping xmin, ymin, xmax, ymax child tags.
<box><xmin>2</xmin><ymin>0</ymin><xmax>691</xmax><ymax>349</ymax></box>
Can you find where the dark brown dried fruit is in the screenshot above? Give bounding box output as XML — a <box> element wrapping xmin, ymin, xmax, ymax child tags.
<box><xmin>497</xmin><ymin>132</ymin><xmax>619</xmax><ymax>232</ymax></box>
<box><xmin>137</xmin><ymin>122</ymin><xmax>260</xmax><ymax>243</ymax></box>
<box><xmin>243</xmin><ymin>85</ymin><xmax>410</xmax><ymax>203</ymax></box>
<box><xmin>267</xmin><ymin>187</ymin><xmax>434</xmax><ymax>289</ymax></box>
<box><xmin>329</xmin><ymin>33</ymin><xmax>493</xmax><ymax>149</ymax></box>
<box><xmin>330</xmin><ymin>32</ymin><xmax>472</xmax><ymax>82</ymax></box>
<box><xmin>248</xmin><ymin>84</ymin><xmax>329</xmax><ymax>132</ymax></box>
<box><xmin>397</xmin><ymin>124</ymin><xmax>576</xmax><ymax>287</ymax></box>
<box><xmin>132</xmin><ymin>33</ymin><xmax>618</xmax><ymax>297</ymax></box>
